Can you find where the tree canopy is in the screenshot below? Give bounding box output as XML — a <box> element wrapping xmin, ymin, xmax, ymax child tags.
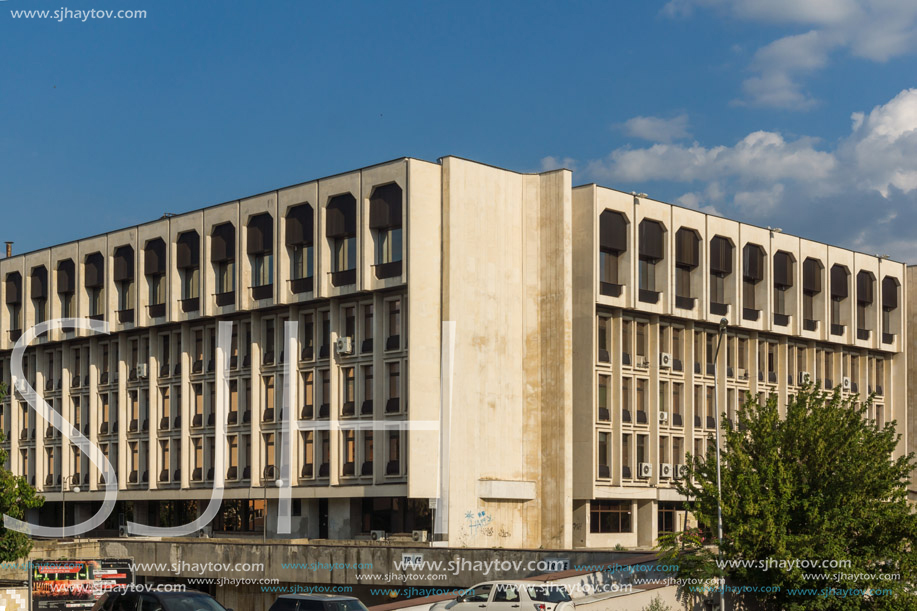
<box><xmin>659</xmin><ymin>384</ymin><xmax>917</xmax><ymax>611</ymax></box>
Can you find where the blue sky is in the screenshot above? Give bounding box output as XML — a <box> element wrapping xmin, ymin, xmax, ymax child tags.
<box><xmin>3</xmin><ymin>0</ymin><xmax>917</xmax><ymax>260</ymax></box>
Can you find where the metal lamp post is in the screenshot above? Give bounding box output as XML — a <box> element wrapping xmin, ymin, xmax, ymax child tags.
<box><xmin>713</xmin><ymin>317</ymin><xmax>728</xmax><ymax>611</ymax></box>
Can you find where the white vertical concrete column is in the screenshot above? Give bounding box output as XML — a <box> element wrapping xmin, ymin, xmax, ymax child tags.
<box><xmin>149</xmin><ymin>329</ymin><xmax>159</xmax><ymax>491</ymax></box>
<box><xmin>250</xmin><ymin>312</ymin><xmax>262</xmax><ymax>488</ymax></box>
<box><xmin>117</xmin><ymin>334</ymin><xmax>128</xmax><ymax>491</ymax></box>
<box><xmin>180</xmin><ymin>323</ymin><xmax>191</xmax><ymax>489</ymax></box>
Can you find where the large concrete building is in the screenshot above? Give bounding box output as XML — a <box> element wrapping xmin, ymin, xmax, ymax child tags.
<box><xmin>0</xmin><ymin>156</ymin><xmax>908</xmax><ymax>550</ymax></box>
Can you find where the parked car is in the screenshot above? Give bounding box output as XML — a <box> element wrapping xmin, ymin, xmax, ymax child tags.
<box><xmin>92</xmin><ymin>589</ymin><xmax>232</xmax><ymax>611</ymax></box>
<box><xmin>269</xmin><ymin>594</ymin><xmax>370</xmax><ymax>611</ymax></box>
<box><xmin>430</xmin><ymin>582</ymin><xmax>573</xmax><ymax>611</ymax></box>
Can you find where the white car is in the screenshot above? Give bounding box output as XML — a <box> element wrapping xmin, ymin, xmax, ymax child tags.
<box><xmin>431</xmin><ymin>581</ymin><xmax>574</xmax><ymax>611</ymax></box>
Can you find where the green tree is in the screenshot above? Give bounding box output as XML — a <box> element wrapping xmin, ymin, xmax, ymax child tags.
<box><xmin>0</xmin><ymin>383</ymin><xmax>44</xmax><ymax>560</ymax></box>
<box><xmin>659</xmin><ymin>384</ymin><xmax>917</xmax><ymax>610</ymax></box>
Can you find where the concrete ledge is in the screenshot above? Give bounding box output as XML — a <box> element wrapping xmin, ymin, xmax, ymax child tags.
<box><xmin>477</xmin><ymin>479</ymin><xmax>536</xmax><ymax>501</ymax></box>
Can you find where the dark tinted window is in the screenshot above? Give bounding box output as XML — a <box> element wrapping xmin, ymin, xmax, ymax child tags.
<box><xmin>525</xmin><ymin>586</ymin><xmax>571</xmax><ymax>603</ymax></box>
<box><xmin>269</xmin><ymin>598</ymin><xmax>300</xmax><ymax>611</ymax></box>
<box><xmin>298</xmin><ymin>600</ymin><xmax>324</xmax><ymax>611</ymax></box>
<box><xmin>140</xmin><ymin>594</ymin><xmax>165</xmax><ymax>611</ymax></box>
<box><xmin>324</xmin><ymin>601</ymin><xmax>368</xmax><ymax>611</ymax></box>
<box><xmin>161</xmin><ymin>593</ymin><xmax>227</xmax><ymax>611</ymax></box>
<box><xmin>96</xmin><ymin>593</ymin><xmax>119</xmax><ymax>611</ymax></box>
<box><xmin>113</xmin><ymin>593</ymin><xmax>140</xmax><ymax>611</ymax></box>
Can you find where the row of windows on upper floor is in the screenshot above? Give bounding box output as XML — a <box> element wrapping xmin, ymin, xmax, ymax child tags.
<box><xmin>595</xmin><ymin>317</ymin><xmax>889</xmax><ymax>390</ymax></box>
<box><xmin>15</xmin><ymin>426</ymin><xmax>407</xmax><ymax>489</ymax></box>
<box><xmin>0</xmin><ymin>297</ymin><xmax>406</xmax><ymax>394</ymax></box>
<box><xmin>598</xmin><ymin>212</ymin><xmax>901</xmax><ymax>339</ymax></box>
<box><xmin>6</xmin><ymin>354</ymin><xmax>408</xmax><ymax>444</ymax></box>
<box><xmin>592</xmin><ymin>390</ymin><xmax>889</xmax><ymax>486</ymax></box>
<box><xmin>2</xmin><ymin>184</ymin><xmax>405</xmax><ymax>335</ymax></box>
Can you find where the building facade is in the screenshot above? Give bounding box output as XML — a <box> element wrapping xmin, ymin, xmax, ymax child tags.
<box><xmin>0</xmin><ymin>157</ymin><xmax>907</xmax><ymax>550</ymax></box>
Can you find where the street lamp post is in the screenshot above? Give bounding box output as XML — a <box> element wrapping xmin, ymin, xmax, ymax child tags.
<box><xmin>713</xmin><ymin>317</ymin><xmax>728</xmax><ymax>611</ymax></box>
<box><xmin>262</xmin><ymin>478</ymin><xmax>283</xmax><ymax>544</ymax></box>
<box><xmin>62</xmin><ymin>474</ymin><xmax>81</xmax><ymax>537</ymax></box>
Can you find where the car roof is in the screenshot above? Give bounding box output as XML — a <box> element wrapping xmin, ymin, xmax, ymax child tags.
<box><xmin>279</xmin><ymin>594</ymin><xmax>362</xmax><ymax>601</ymax></box>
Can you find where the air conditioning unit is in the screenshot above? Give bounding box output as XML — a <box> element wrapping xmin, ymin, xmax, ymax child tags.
<box><xmin>13</xmin><ymin>378</ymin><xmax>28</xmax><ymax>393</ymax></box>
<box><xmin>799</xmin><ymin>371</ymin><xmax>812</xmax><ymax>385</ymax></box>
<box><xmin>335</xmin><ymin>336</ymin><xmax>354</xmax><ymax>356</ymax></box>
<box><xmin>842</xmin><ymin>376</ymin><xmax>851</xmax><ymax>391</ymax></box>
<box><xmin>118</xmin><ymin>525</ymin><xmax>129</xmax><ymax>538</ymax></box>
<box><xmin>638</xmin><ymin>462</ymin><xmax>653</xmax><ymax>478</ymax></box>
<box><xmin>675</xmin><ymin>464</ymin><xmax>689</xmax><ymax>479</ymax></box>
<box><xmin>658</xmin><ymin>411</ymin><xmax>669</xmax><ymax>423</ymax></box>
<box><xmin>198</xmin><ymin>525</ymin><xmax>213</xmax><ymax>538</ymax></box>
<box><xmin>660</xmin><ymin>352</ymin><xmax>672</xmax><ymax>368</ymax></box>
<box><xmin>412</xmin><ymin>530</ymin><xmax>429</xmax><ymax>542</ymax></box>
<box><xmin>370</xmin><ymin>530</ymin><xmax>387</xmax><ymax>541</ymax></box>
<box><xmin>639</xmin><ymin>357</ymin><xmax>650</xmax><ymax>368</ymax></box>
<box><xmin>737</xmin><ymin>368</ymin><xmax>747</xmax><ymax>380</ymax></box>
<box><xmin>137</xmin><ymin>363</ymin><xmax>148</xmax><ymax>379</ymax></box>
<box><xmin>659</xmin><ymin>463</ymin><xmax>673</xmax><ymax>478</ymax></box>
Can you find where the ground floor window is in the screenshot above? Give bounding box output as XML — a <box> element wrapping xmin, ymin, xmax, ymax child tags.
<box><xmin>590</xmin><ymin>500</ymin><xmax>632</xmax><ymax>533</ymax></box>
<box><xmin>658</xmin><ymin>501</ymin><xmax>684</xmax><ymax>533</ymax></box>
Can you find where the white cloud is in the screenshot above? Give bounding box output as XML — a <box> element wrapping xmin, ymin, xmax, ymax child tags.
<box><xmin>663</xmin><ymin>0</ymin><xmax>917</xmax><ymax>109</ymax></box>
<box><xmin>540</xmin><ymin>156</ymin><xmax>578</xmax><ymax>172</ymax></box>
<box><xmin>561</xmin><ymin>88</ymin><xmax>917</xmax><ymax>260</ymax></box>
<box><xmin>622</xmin><ymin>114</ymin><xmax>691</xmax><ymax>143</ymax></box>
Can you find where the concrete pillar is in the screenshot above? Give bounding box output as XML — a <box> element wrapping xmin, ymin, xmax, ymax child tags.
<box><xmin>328</xmin><ymin>497</ymin><xmax>351</xmax><ymax>538</ymax></box>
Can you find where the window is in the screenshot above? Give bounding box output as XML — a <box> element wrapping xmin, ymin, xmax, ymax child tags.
<box><xmin>622</xmin><ymin>377</ymin><xmax>631</xmax><ymax>421</ymax></box>
<box><xmin>362</xmin><ymin>431</ymin><xmax>373</xmax><ymax>474</ymax></box>
<box><xmin>598</xmin><ymin>210</ymin><xmax>627</xmax><ymax>294</ymax></box>
<box><xmin>742</xmin><ymin>244</ymin><xmax>764</xmax><ymax>315</ymax></box>
<box><xmin>856</xmin><ymin>271</ymin><xmax>874</xmax><ymax>334</ymax></box>
<box><xmin>327</xmin><ymin>193</ymin><xmax>357</xmax><ymax>285</ymax></box>
<box><xmin>636</xmin><ymin>379</ymin><xmax>647</xmax><ymax>422</ymax></box>
<box><xmin>370</xmin><ymin>183</ymin><xmax>403</xmax><ymax>278</ymax></box>
<box><xmin>590</xmin><ymin>500</ymin><xmax>632</xmax><ymax>533</ymax></box>
<box><xmin>263</xmin><ymin>433</ymin><xmax>275</xmax><ymax>469</ymax></box>
<box><xmin>84</xmin><ymin>253</ymin><xmax>104</xmax><ymax>318</ymax></box>
<box><xmin>638</xmin><ymin>219</ymin><xmax>664</xmax><ymax>298</ymax></box>
<box><xmin>286</xmin><ymin>203</ymin><xmax>314</xmax><ymax>292</ymax></box>
<box><xmin>211</xmin><ymin>223</ymin><xmax>236</xmax><ymax>296</ymax></box>
<box><xmin>881</xmin><ymin>276</ymin><xmax>899</xmax><ymax>337</ymax></box>
<box><xmin>386</xmin><ymin>298</ymin><xmax>402</xmax><ymax>349</ymax></box>
<box><xmin>597</xmin><ymin>432</ymin><xmax>610</xmax><ymax>478</ymax></box>
<box><xmin>636</xmin><ymin>322</ymin><xmax>647</xmax><ymax>360</ymax></box>
<box><xmin>113</xmin><ymin>245</ymin><xmax>134</xmax><ymax>318</ymax></box>
<box><xmin>30</xmin><ymin>266</ymin><xmax>48</xmax><ymax>324</ymax></box>
<box><xmin>387</xmin><ymin>430</ymin><xmax>401</xmax><ymax>475</ymax></box>
<box><xmin>177</xmin><ymin>231</ymin><xmax>200</xmax><ymax>307</ymax></box>
<box><xmin>673</xmin><ymin>383</ymin><xmax>683</xmax><ymax>422</ymax></box>
<box><xmin>245</xmin><ymin>213</ymin><xmax>274</xmax><ymax>296</ymax></box>
<box><xmin>597</xmin><ymin>316</ymin><xmax>611</xmax><ymax>363</ymax></box>
<box><xmin>342</xmin><ymin>430</ymin><xmax>356</xmax><ymax>475</ymax></box>
<box><xmin>5</xmin><ymin>273</ymin><xmax>21</xmax><ymax>334</ymax></box>
<box><xmin>386</xmin><ymin>362</ymin><xmax>401</xmax><ymax>413</ymax></box>
<box><xmin>144</xmin><ymin>239</ymin><xmax>166</xmax><ymax>310</ymax></box>
<box><xmin>362</xmin><ymin>365</ymin><xmax>373</xmax><ymax>415</ymax></box>
<box><xmin>622</xmin><ymin>434</ymin><xmax>632</xmax><ymax>477</ymax></box>
<box><xmin>342</xmin><ymin>367</ymin><xmax>355</xmax><ymax>416</ymax></box>
<box><xmin>57</xmin><ymin>259</ymin><xmax>75</xmax><ymax>318</ymax></box>
<box><xmin>709</xmin><ymin>236</ymin><xmax>733</xmax><ymax>310</ymax></box>
<box><xmin>675</xmin><ymin>228</ymin><xmax>699</xmax><ymax>303</ymax></box>
<box><xmin>598</xmin><ymin>375</ymin><xmax>610</xmax><ymax>421</ymax></box>
<box><xmin>302</xmin><ymin>431</ymin><xmax>314</xmax><ymax>477</ymax></box>
<box><xmin>658</xmin><ymin>501</ymin><xmax>682</xmax><ymax>533</ymax></box>
<box><xmin>301</xmin><ymin>372</ymin><xmax>314</xmax><ymax>418</ymax></box>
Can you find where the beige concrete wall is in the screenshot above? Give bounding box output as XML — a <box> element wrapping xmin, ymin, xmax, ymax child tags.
<box><xmin>440</xmin><ymin>158</ymin><xmax>572</xmax><ymax>548</ymax></box>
